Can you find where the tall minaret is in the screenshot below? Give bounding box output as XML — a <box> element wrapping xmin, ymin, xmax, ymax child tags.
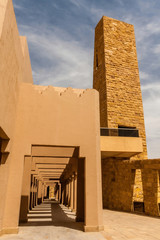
<box><xmin>93</xmin><ymin>16</ymin><xmax>147</xmax><ymax>159</ymax></box>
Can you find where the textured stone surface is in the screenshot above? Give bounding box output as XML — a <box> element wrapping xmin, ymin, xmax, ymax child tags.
<box><xmin>93</xmin><ymin>16</ymin><xmax>149</xmax><ymax>211</ymax></box>
<box><xmin>102</xmin><ymin>209</ymin><xmax>160</xmax><ymax>240</ymax></box>
<box><xmin>102</xmin><ymin>158</ymin><xmax>160</xmax><ymax>216</ymax></box>
<box><xmin>93</xmin><ymin>16</ymin><xmax>147</xmax><ymax>160</ymax></box>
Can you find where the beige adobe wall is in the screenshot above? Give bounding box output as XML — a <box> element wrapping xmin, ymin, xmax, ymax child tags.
<box><xmin>0</xmin><ymin>0</ymin><xmax>33</xmax><ymax>235</ymax></box>
<box><xmin>20</xmin><ymin>36</ymin><xmax>33</xmax><ymax>84</ymax></box>
<box><xmin>2</xmin><ymin>84</ymin><xmax>103</xmax><ymax>232</ymax></box>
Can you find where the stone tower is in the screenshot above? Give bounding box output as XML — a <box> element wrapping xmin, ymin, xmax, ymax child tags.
<box><xmin>93</xmin><ymin>16</ymin><xmax>147</xmax><ymax>160</ymax></box>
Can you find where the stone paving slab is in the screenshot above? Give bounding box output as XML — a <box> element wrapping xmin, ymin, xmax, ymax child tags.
<box><xmin>0</xmin><ymin>226</ymin><xmax>105</xmax><ymax>240</ymax></box>
<box><xmin>0</xmin><ymin>201</ymin><xmax>105</xmax><ymax>240</ymax></box>
<box><xmin>1</xmin><ymin>204</ymin><xmax>160</xmax><ymax>240</ymax></box>
<box><xmin>102</xmin><ymin>209</ymin><xmax>160</xmax><ymax>240</ymax></box>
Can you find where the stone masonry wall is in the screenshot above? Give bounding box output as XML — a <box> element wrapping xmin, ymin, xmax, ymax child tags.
<box><xmin>93</xmin><ymin>18</ymin><xmax>108</xmax><ymax>127</ymax></box>
<box><xmin>93</xmin><ymin>16</ymin><xmax>147</xmax><ymax>160</ymax></box>
<box><xmin>93</xmin><ymin>16</ymin><xmax>148</xmax><ymax>210</ymax></box>
<box><xmin>102</xmin><ymin>158</ymin><xmax>160</xmax><ymax>216</ymax></box>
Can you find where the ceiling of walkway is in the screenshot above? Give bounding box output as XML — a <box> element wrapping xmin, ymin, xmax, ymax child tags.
<box><xmin>30</xmin><ymin>145</ymin><xmax>79</xmax><ymax>184</ymax></box>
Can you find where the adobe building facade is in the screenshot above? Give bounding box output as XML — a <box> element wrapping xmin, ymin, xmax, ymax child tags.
<box><xmin>0</xmin><ymin>0</ymin><xmax>160</xmax><ymax>237</ymax></box>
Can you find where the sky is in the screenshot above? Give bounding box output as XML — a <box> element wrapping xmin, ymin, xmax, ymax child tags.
<box><xmin>12</xmin><ymin>0</ymin><xmax>160</xmax><ymax>159</ymax></box>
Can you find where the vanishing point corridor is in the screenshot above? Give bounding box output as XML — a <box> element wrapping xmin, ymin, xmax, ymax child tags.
<box><xmin>0</xmin><ymin>200</ymin><xmax>105</xmax><ymax>240</ymax></box>
<box><xmin>1</xmin><ymin>200</ymin><xmax>160</xmax><ymax>239</ymax></box>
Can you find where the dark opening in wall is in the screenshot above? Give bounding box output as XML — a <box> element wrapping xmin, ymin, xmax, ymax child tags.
<box><xmin>118</xmin><ymin>125</ymin><xmax>139</xmax><ymax>137</ymax></box>
<box><xmin>49</xmin><ymin>178</ymin><xmax>59</xmax><ymax>181</ymax></box>
<box><xmin>96</xmin><ymin>53</ymin><xmax>98</xmax><ymax>69</ymax></box>
<box><xmin>100</xmin><ymin>127</ymin><xmax>139</xmax><ymax>137</ymax></box>
<box><xmin>47</xmin><ymin>186</ymin><xmax>49</xmax><ymax>198</ymax></box>
<box><xmin>0</xmin><ymin>128</ymin><xmax>10</xmax><ymax>164</ymax></box>
<box><xmin>133</xmin><ymin>201</ymin><xmax>145</xmax><ymax>213</ymax></box>
<box><xmin>0</xmin><ymin>138</ymin><xmax>2</xmax><ymax>164</ymax></box>
<box><xmin>29</xmin><ymin>192</ymin><xmax>32</xmax><ymax>210</ymax></box>
<box><xmin>111</xmin><ymin>171</ymin><xmax>116</xmax><ymax>182</ymax></box>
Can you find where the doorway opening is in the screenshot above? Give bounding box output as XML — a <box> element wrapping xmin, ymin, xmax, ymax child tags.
<box><xmin>19</xmin><ymin>145</ymin><xmax>85</xmax><ymax>230</ymax></box>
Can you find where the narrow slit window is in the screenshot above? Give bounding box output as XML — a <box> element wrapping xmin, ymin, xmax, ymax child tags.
<box><xmin>96</xmin><ymin>53</ymin><xmax>98</xmax><ymax>69</ymax></box>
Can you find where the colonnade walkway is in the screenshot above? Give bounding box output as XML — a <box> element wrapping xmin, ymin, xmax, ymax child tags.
<box><xmin>23</xmin><ymin>199</ymin><xmax>76</xmax><ymax>226</ymax></box>
<box><xmin>0</xmin><ymin>200</ymin><xmax>105</xmax><ymax>240</ymax></box>
<box><xmin>1</xmin><ymin>201</ymin><xmax>160</xmax><ymax>239</ymax></box>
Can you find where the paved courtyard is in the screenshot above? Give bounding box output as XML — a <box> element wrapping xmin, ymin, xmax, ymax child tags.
<box><xmin>102</xmin><ymin>209</ymin><xmax>160</xmax><ymax>240</ymax></box>
<box><xmin>1</xmin><ymin>201</ymin><xmax>160</xmax><ymax>240</ymax></box>
<box><xmin>0</xmin><ymin>200</ymin><xmax>105</xmax><ymax>240</ymax></box>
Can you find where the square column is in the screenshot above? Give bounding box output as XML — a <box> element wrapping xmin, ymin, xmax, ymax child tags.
<box><xmin>73</xmin><ymin>173</ymin><xmax>77</xmax><ymax>212</ymax></box>
<box><xmin>19</xmin><ymin>157</ymin><xmax>32</xmax><ymax>223</ymax></box>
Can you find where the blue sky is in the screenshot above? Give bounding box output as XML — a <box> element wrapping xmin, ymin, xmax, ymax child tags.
<box><xmin>12</xmin><ymin>0</ymin><xmax>160</xmax><ymax>159</ymax></box>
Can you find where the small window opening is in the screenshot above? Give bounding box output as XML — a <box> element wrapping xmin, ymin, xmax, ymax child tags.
<box><xmin>118</xmin><ymin>125</ymin><xmax>136</xmax><ymax>129</ymax></box>
<box><xmin>96</xmin><ymin>53</ymin><xmax>98</xmax><ymax>69</ymax></box>
<box><xmin>133</xmin><ymin>201</ymin><xmax>145</xmax><ymax>213</ymax></box>
<box><xmin>111</xmin><ymin>171</ymin><xmax>116</xmax><ymax>182</ymax></box>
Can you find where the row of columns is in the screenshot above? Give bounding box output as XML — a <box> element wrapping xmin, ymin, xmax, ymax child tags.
<box><xmin>19</xmin><ymin>157</ymin><xmax>48</xmax><ymax>223</ymax></box>
<box><xmin>60</xmin><ymin>173</ymin><xmax>77</xmax><ymax>213</ymax></box>
<box><xmin>59</xmin><ymin>158</ymin><xmax>85</xmax><ymax>222</ymax></box>
<box><xmin>19</xmin><ymin>156</ymin><xmax>84</xmax><ymax>224</ymax></box>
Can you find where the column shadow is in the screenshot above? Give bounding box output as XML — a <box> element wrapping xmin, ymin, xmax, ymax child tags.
<box><xmin>20</xmin><ymin>199</ymin><xmax>83</xmax><ymax>231</ymax></box>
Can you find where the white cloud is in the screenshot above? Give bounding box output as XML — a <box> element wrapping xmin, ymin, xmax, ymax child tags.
<box><xmin>153</xmin><ymin>44</ymin><xmax>160</xmax><ymax>54</ymax></box>
<box><xmin>139</xmin><ymin>71</ymin><xmax>149</xmax><ymax>81</ymax></box>
<box><xmin>141</xmin><ymin>82</ymin><xmax>160</xmax><ymax>92</ymax></box>
<box><xmin>146</xmin><ymin>20</ymin><xmax>160</xmax><ymax>35</ymax></box>
<box><xmin>143</xmin><ymin>95</ymin><xmax>160</xmax><ymax>159</ymax></box>
<box><xmin>69</xmin><ymin>0</ymin><xmax>82</xmax><ymax>8</ymax></box>
<box><xmin>13</xmin><ymin>2</ymin><xmax>24</xmax><ymax>10</ymax></box>
<box><xmin>19</xmin><ymin>24</ymin><xmax>93</xmax><ymax>89</ymax></box>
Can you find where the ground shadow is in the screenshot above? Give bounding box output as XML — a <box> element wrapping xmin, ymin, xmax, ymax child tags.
<box><xmin>19</xmin><ymin>199</ymin><xmax>84</xmax><ymax>231</ymax></box>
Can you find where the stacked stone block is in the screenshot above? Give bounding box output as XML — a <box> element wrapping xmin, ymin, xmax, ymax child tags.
<box><xmin>93</xmin><ymin>16</ymin><xmax>147</xmax><ymax>160</ymax></box>
<box><xmin>94</xmin><ymin>16</ymin><xmax>149</xmax><ymax>212</ymax></box>
<box><xmin>102</xmin><ymin>159</ymin><xmax>160</xmax><ymax>216</ymax></box>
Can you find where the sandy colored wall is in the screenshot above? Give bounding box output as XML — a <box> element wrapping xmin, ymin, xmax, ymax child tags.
<box><xmin>2</xmin><ymin>84</ymin><xmax>103</xmax><ymax>232</ymax></box>
<box><xmin>0</xmin><ymin>0</ymin><xmax>33</xmax><ymax>235</ymax></box>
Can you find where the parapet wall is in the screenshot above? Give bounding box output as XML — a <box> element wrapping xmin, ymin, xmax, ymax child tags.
<box><xmin>33</xmin><ymin>84</ymin><xmax>94</xmax><ymax>97</ymax></box>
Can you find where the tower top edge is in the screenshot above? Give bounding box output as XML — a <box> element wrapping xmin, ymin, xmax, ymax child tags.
<box><xmin>95</xmin><ymin>16</ymin><xmax>134</xmax><ymax>29</ymax></box>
